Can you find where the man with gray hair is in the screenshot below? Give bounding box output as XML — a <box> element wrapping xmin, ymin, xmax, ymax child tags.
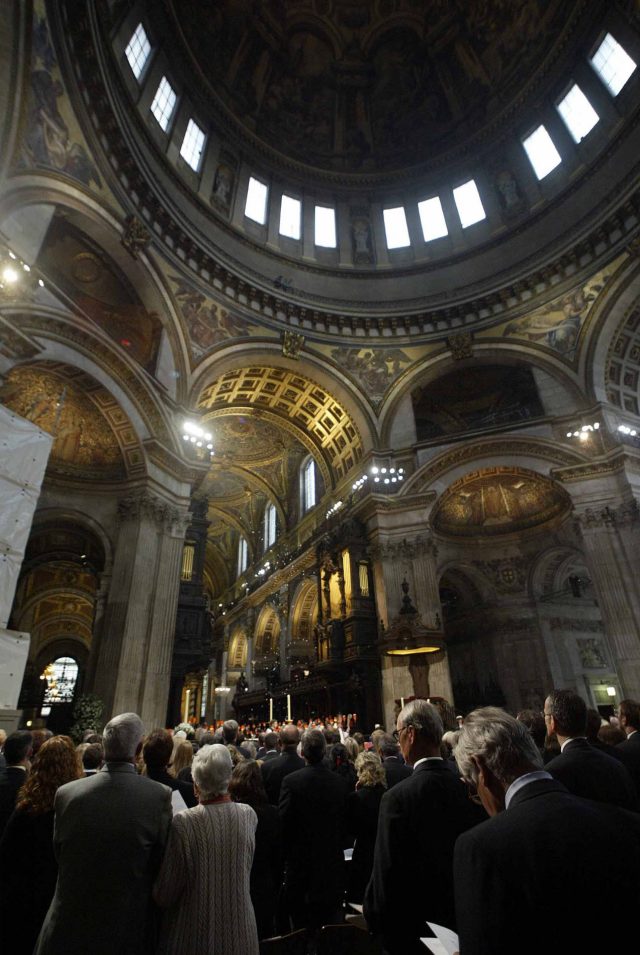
<box><xmin>364</xmin><ymin>700</ymin><xmax>483</xmax><ymax>954</ymax></box>
<box><xmin>453</xmin><ymin>707</ymin><xmax>640</xmax><ymax>955</ymax></box>
<box><xmin>35</xmin><ymin>713</ymin><xmax>172</xmax><ymax>955</ymax></box>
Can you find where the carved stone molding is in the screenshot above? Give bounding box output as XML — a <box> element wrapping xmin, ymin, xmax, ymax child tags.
<box><xmin>18</xmin><ymin>311</ymin><xmax>171</xmax><ymax>442</ymax></box>
<box><xmin>281</xmin><ymin>330</ymin><xmax>305</xmax><ymax>359</ymax></box>
<box><xmin>410</xmin><ymin>438</ymin><xmax>583</xmax><ymax>495</ymax></box>
<box><xmin>117</xmin><ymin>491</ymin><xmax>189</xmax><ymax>533</ymax></box>
<box><xmin>472</xmin><ymin>557</ymin><xmax>527</xmax><ymax>593</ymax></box>
<box><xmin>447</xmin><ymin>331</ymin><xmax>473</xmax><ymax>361</ymax></box>
<box><xmin>121</xmin><ymin>215</ymin><xmax>151</xmax><ymax>259</ymax></box>
<box><xmin>370</xmin><ymin>534</ymin><xmax>438</xmax><ymax>561</ymax></box>
<box><xmin>573</xmin><ymin>499</ymin><xmax>639</xmax><ymax>529</ymax></box>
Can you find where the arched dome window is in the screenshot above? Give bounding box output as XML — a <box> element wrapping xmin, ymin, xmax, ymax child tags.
<box><xmin>301</xmin><ymin>457</ymin><xmax>317</xmax><ymax>513</ymax></box>
<box><xmin>264</xmin><ymin>502</ymin><xmax>277</xmax><ymax>551</ymax></box>
<box><xmin>237</xmin><ymin>536</ymin><xmax>249</xmax><ymax>576</ymax></box>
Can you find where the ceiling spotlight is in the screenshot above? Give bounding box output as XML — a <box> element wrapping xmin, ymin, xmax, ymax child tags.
<box><xmin>566</xmin><ymin>432</ymin><xmax>572</xmax><ymax>438</ymax></box>
<box><xmin>371</xmin><ymin>466</ymin><xmax>379</xmax><ymax>474</ymax></box>
<box><xmin>22</xmin><ymin>263</ymin><xmax>30</xmax><ymax>272</ymax></box>
<box><xmin>2</xmin><ymin>266</ymin><xmax>18</xmax><ymax>284</ymax></box>
<box><xmin>38</xmin><ymin>278</ymin><xmax>45</xmax><ymax>287</ymax></box>
<box><xmin>381</xmin><ymin>467</ymin><xmax>387</xmax><ymax>474</ymax></box>
<box><xmin>384</xmin><ymin>477</ymin><xmax>390</xmax><ymax>484</ymax></box>
<box><xmin>374</xmin><ymin>476</ymin><xmax>380</xmax><ymax>483</ymax></box>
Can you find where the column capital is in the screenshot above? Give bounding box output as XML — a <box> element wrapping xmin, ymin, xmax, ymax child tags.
<box><xmin>573</xmin><ymin>499</ymin><xmax>639</xmax><ymax>530</ymax></box>
<box><xmin>370</xmin><ymin>534</ymin><xmax>438</xmax><ymax>561</ymax></box>
<box><xmin>117</xmin><ymin>490</ymin><xmax>190</xmax><ymax>534</ymax></box>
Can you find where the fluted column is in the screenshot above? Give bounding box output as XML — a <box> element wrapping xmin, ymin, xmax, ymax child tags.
<box><xmin>574</xmin><ymin>499</ymin><xmax>640</xmax><ymax>697</ymax></box>
<box><xmin>84</xmin><ymin>570</ymin><xmax>112</xmax><ymax>691</ymax></box>
<box><xmin>94</xmin><ymin>491</ymin><xmax>189</xmax><ymax>729</ymax></box>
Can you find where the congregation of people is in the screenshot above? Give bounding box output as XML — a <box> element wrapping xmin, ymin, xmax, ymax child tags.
<box><xmin>1</xmin><ymin>691</ymin><xmax>640</xmax><ymax>954</ymax></box>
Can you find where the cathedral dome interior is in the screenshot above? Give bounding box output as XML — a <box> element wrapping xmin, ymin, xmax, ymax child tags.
<box><xmin>1</xmin><ymin>0</ymin><xmax>640</xmax><ymax>733</ymax></box>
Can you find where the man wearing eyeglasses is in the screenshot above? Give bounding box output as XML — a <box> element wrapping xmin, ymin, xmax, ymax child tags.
<box><xmin>453</xmin><ymin>707</ymin><xmax>640</xmax><ymax>955</ymax></box>
<box><xmin>363</xmin><ymin>699</ymin><xmax>484</xmax><ymax>955</ymax></box>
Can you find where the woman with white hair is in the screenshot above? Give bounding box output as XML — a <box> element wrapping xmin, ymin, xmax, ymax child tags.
<box><xmin>153</xmin><ymin>744</ymin><xmax>259</xmax><ymax>954</ymax></box>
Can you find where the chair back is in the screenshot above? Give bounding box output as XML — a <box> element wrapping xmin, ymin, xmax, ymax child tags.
<box><xmin>259</xmin><ymin>928</ymin><xmax>308</xmax><ymax>955</ymax></box>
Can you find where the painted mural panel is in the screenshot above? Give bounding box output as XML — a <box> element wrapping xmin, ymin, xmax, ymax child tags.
<box><xmin>17</xmin><ymin>3</ymin><xmax>102</xmax><ymax>190</ymax></box>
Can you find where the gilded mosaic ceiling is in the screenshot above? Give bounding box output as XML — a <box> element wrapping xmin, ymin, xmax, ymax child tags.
<box><xmin>0</xmin><ymin>363</ymin><xmax>131</xmax><ymax>479</ymax></box>
<box><xmin>432</xmin><ymin>466</ymin><xmax>571</xmax><ymax>538</ymax></box>
<box><xmin>168</xmin><ymin>0</ymin><xmax>584</xmax><ymax>172</ymax></box>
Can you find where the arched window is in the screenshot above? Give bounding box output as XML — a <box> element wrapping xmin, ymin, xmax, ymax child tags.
<box><xmin>40</xmin><ymin>656</ymin><xmax>79</xmax><ymax>715</ymax></box>
<box><xmin>264</xmin><ymin>502</ymin><xmax>277</xmax><ymax>550</ymax></box>
<box><xmin>237</xmin><ymin>536</ymin><xmax>249</xmax><ymax>576</ymax></box>
<box><xmin>302</xmin><ymin>457</ymin><xmax>316</xmax><ymax>513</ymax></box>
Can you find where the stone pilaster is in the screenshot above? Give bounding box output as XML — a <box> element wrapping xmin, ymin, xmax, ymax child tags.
<box><xmin>573</xmin><ymin>499</ymin><xmax>640</xmax><ymax>697</ymax></box>
<box><xmin>93</xmin><ymin>490</ymin><xmax>189</xmax><ymax>729</ymax></box>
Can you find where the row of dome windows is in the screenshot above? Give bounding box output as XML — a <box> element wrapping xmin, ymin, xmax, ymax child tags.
<box><xmin>125</xmin><ymin>24</ymin><xmax>637</xmax><ymax>252</ymax></box>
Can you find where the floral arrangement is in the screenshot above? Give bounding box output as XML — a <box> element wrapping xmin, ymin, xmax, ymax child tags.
<box><xmin>69</xmin><ymin>693</ymin><xmax>105</xmax><ymax>744</ymax></box>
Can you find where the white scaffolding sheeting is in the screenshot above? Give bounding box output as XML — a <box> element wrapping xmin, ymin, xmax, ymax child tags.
<box><xmin>0</xmin><ymin>404</ymin><xmax>52</xmax><ymax>628</ymax></box>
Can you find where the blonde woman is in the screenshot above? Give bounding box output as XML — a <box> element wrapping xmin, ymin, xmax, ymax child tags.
<box><xmin>346</xmin><ymin>751</ymin><xmax>387</xmax><ymax>902</ymax></box>
<box><xmin>169</xmin><ymin>738</ymin><xmax>194</xmax><ymax>780</ymax></box>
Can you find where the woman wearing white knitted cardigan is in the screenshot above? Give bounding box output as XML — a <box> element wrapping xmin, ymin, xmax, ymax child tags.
<box><xmin>154</xmin><ymin>744</ymin><xmax>259</xmax><ymax>955</ymax></box>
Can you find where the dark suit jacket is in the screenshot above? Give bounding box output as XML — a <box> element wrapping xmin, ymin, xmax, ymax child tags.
<box><xmin>454</xmin><ymin>777</ymin><xmax>640</xmax><ymax>955</ymax></box>
<box><xmin>364</xmin><ymin>760</ymin><xmax>484</xmax><ymax>954</ymax></box>
<box><xmin>617</xmin><ymin>731</ymin><xmax>640</xmax><ymax>797</ymax></box>
<box><xmin>145</xmin><ymin>766</ymin><xmax>197</xmax><ymax>808</ymax></box>
<box><xmin>34</xmin><ymin>762</ymin><xmax>172</xmax><ymax>955</ymax></box>
<box><xmin>279</xmin><ymin>763</ymin><xmax>349</xmax><ymax>925</ymax></box>
<box><xmin>261</xmin><ymin>750</ymin><xmax>304</xmax><ymax>805</ymax></box>
<box><xmin>0</xmin><ymin>766</ymin><xmax>27</xmax><ymax>838</ymax></box>
<box><xmin>0</xmin><ymin>808</ymin><xmax>58</xmax><ymax>955</ymax></box>
<box><xmin>546</xmin><ymin>737</ymin><xmax>638</xmax><ymax>811</ymax></box>
<box><xmin>346</xmin><ymin>784</ymin><xmax>385</xmax><ymax>902</ymax></box>
<box><xmin>382</xmin><ymin>756</ymin><xmax>412</xmax><ymax>789</ymax></box>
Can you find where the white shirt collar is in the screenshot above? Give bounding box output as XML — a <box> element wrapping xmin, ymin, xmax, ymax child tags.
<box><xmin>412</xmin><ymin>756</ymin><xmax>443</xmax><ymax>770</ymax></box>
<box><xmin>560</xmin><ymin>736</ymin><xmax>587</xmax><ymax>752</ymax></box>
<box><xmin>505</xmin><ymin>771</ymin><xmax>553</xmax><ymax>808</ymax></box>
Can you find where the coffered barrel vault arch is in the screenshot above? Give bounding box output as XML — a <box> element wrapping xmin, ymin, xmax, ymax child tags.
<box><xmin>196</xmin><ymin>366</ymin><xmax>364</xmax><ymax>483</ymax></box>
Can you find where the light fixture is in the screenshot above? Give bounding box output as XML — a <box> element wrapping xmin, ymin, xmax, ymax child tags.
<box><xmin>181</xmin><ymin>419</ymin><xmax>214</xmax><ymax>457</ymax></box>
<box><xmin>0</xmin><ymin>245</ymin><xmax>44</xmax><ymax>297</ymax></box>
<box><xmin>618</xmin><ymin>424</ymin><xmax>638</xmax><ymax>437</ymax></box>
<box><xmin>606</xmin><ymin>686</ymin><xmax>616</xmax><ymax>697</ymax></box>
<box><xmin>566</xmin><ymin>422</ymin><xmax>600</xmax><ymax>440</ymax></box>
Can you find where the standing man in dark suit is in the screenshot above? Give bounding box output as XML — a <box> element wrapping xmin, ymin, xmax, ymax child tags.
<box><xmin>0</xmin><ymin>730</ymin><xmax>32</xmax><ymax>838</ymax></box>
<box><xmin>453</xmin><ymin>707</ymin><xmax>640</xmax><ymax>955</ymax></box>
<box><xmin>279</xmin><ymin>729</ymin><xmax>349</xmax><ymax>931</ymax></box>
<box><xmin>261</xmin><ymin>724</ymin><xmax>304</xmax><ymax>805</ymax></box>
<box><xmin>260</xmin><ymin>731</ymin><xmax>279</xmax><ymax>763</ymax></box>
<box><xmin>544</xmin><ymin>689</ymin><xmax>638</xmax><ymax>810</ymax></box>
<box><xmin>377</xmin><ymin>733</ymin><xmax>412</xmax><ymax>789</ymax></box>
<box><xmin>35</xmin><ymin>712</ymin><xmax>172</xmax><ymax>955</ymax></box>
<box><xmin>616</xmin><ymin>698</ymin><xmax>640</xmax><ymax>796</ymax></box>
<box><xmin>364</xmin><ymin>700</ymin><xmax>483</xmax><ymax>954</ymax></box>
